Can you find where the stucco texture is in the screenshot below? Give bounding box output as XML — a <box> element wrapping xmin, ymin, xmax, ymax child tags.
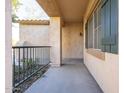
<box><xmin>62</xmin><ymin>22</ymin><xmax>84</xmax><ymax>59</ymax></box>
<box><xmin>49</xmin><ymin>17</ymin><xmax>62</xmax><ymax>66</ymax></box>
<box><xmin>20</xmin><ymin>25</ymin><xmax>50</xmax><ymax>46</ymax></box>
<box><xmin>84</xmin><ymin>51</ymin><xmax>119</xmax><ymax>93</ymax></box>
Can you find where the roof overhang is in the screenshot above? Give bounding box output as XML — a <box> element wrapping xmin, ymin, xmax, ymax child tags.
<box><xmin>37</xmin><ymin>0</ymin><xmax>61</xmax><ymax>17</ymax></box>
<box><xmin>37</xmin><ymin>0</ymin><xmax>90</xmax><ymax>22</ymax></box>
<box><xmin>16</xmin><ymin>20</ymin><xmax>50</xmax><ymax>25</ymax></box>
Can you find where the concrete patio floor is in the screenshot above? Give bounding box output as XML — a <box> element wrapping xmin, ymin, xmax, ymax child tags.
<box><xmin>25</xmin><ymin>59</ymin><xmax>103</xmax><ymax>93</ymax></box>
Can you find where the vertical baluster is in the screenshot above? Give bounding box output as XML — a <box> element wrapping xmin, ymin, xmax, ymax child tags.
<box><xmin>36</xmin><ymin>48</ymin><xmax>40</xmax><ymax>69</ymax></box>
<box><xmin>40</xmin><ymin>48</ymin><xmax>43</xmax><ymax>66</ymax></box>
<box><xmin>47</xmin><ymin>48</ymin><xmax>49</xmax><ymax>64</ymax></box>
<box><xmin>47</xmin><ymin>48</ymin><xmax>49</xmax><ymax>63</ymax></box>
<box><xmin>47</xmin><ymin>48</ymin><xmax>48</xmax><ymax>63</ymax></box>
<box><xmin>30</xmin><ymin>48</ymin><xmax>32</xmax><ymax>74</ymax></box>
<box><xmin>49</xmin><ymin>48</ymin><xmax>50</xmax><ymax>63</ymax></box>
<box><xmin>13</xmin><ymin>48</ymin><xmax>15</xmax><ymax>87</ymax></box>
<box><xmin>27</xmin><ymin>48</ymin><xmax>28</xmax><ymax>76</ymax></box>
<box><xmin>34</xmin><ymin>48</ymin><xmax>36</xmax><ymax>69</ymax></box>
<box><xmin>41</xmin><ymin>48</ymin><xmax>43</xmax><ymax>66</ymax></box>
<box><xmin>33</xmin><ymin>48</ymin><xmax>34</xmax><ymax>72</ymax></box>
<box><xmin>36</xmin><ymin>48</ymin><xmax>38</xmax><ymax>69</ymax></box>
<box><xmin>44</xmin><ymin>48</ymin><xmax>46</xmax><ymax>65</ymax></box>
<box><xmin>41</xmin><ymin>48</ymin><xmax>42</xmax><ymax>66</ymax></box>
<box><xmin>23</xmin><ymin>48</ymin><xmax>25</xmax><ymax>79</ymax></box>
<box><xmin>31</xmin><ymin>48</ymin><xmax>33</xmax><ymax>73</ymax></box>
<box><xmin>45</xmin><ymin>48</ymin><xmax>47</xmax><ymax>64</ymax></box>
<box><xmin>40</xmin><ymin>48</ymin><xmax>42</xmax><ymax>67</ymax></box>
<box><xmin>18</xmin><ymin>48</ymin><xmax>21</xmax><ymax>82</ymax></box>
<box><xmin>43</xmin><ymin>48</ymin><xmax>44</xmax><ymax>66</ymax></box>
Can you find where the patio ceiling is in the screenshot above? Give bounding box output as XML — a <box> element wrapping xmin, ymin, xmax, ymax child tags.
<box><xmin>37</xmin><ymin>0</ymin><xmax>89</xmax><ymax>22</ymax></box>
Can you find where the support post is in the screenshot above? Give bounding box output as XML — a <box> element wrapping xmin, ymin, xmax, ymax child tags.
<box><xmin>50</xmin><ymin>17</ymin><xmax>62</xmax><ymax>67</ymax></box>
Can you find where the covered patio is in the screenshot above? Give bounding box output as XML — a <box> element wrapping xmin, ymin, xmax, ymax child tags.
<box><xmin>25</xmin><ymin>60</ymin><xmax>103</xmax><ymax>93</ymax></box>
<box><xmin>5</xmin><ymin>0</ymin><xmax>118</xmax><ymax>93</ymax></box>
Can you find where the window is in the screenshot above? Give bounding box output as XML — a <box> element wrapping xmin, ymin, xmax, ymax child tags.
<box><xmin>87</xmin><ymin>15</ymin><xmax>94</xmax><ymax>48</ymax></box>
<box><xmin>85</xmin><ymin>0</ymin><xmax>118</xmax><ymax>54</ymax></box>
<box><xmin>94</xmin><ymin>5</ymin><xmax>101</xmax><ymax>49</ymax></box>
<box><xmin>86</xmin><ymin>3</ymin><xmax>102</xmax><ymax>50</ymax></box>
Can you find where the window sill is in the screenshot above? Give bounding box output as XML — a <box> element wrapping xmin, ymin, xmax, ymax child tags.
<box><xmin>86</xmin><ymin>48</ymin><xmax>105</xmax><ymax>60</ymax></box>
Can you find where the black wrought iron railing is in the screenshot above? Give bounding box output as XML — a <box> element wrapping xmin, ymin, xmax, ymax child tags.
<box><xmin>12</xmin><ymin>46</ymin><xmax>51</xmax><ymax>92</ymax></box>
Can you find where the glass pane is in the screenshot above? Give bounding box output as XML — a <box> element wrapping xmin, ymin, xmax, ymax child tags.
<box><xmin>94</xmin><ymin>4</ymin><xmax>102</xmax><ymax>49</ymax></box>
<box><xmin>94</xmin><ymin>29</ymin><xmax>98</xmax><ymax>49</ymax></box>
<box><xmin>94</xmin><ymin>10</ymin><xmax>97</xmax><ymax>28</ymax></box>
<box><xmin>98</xmin><ymin>6</ymin><xmax>101</xmax><ymax>26</ymax></box>
<box><xmin>88</xmin><ymin>16</ymin><xmax>94</xmax><ymax>48</ymax></box>
<box><xmin>98</xmin><ymin>27</ymin><xmax>102</xmax><ymax>49</ymax></box>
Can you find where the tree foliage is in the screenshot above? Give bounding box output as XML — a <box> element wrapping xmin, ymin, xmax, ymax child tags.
<box><xmin>12</xmin><ymin>0</ymin><xmax>22</xmax><ymax>22</ymax></box>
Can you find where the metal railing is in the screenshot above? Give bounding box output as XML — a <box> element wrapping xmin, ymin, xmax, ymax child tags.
<box><xmin>12</xmin><ymin>46</ymin><xmax>51</xmax><ymax>91</ymax></box>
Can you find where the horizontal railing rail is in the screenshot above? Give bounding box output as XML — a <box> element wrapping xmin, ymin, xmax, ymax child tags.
<box><xmin>12</xmin><ymin>46</ymin><xmax>51</xmax><ymax>48</ymax></box>
<box><xmin>12</xmin><ymin>46</ymin><xmax>51</xmax><ymax>92</ymax></box>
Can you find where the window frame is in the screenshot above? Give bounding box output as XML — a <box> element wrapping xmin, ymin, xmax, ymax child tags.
<box><xmin>86</xmin><ymin>2</ymin><xmax>102</xmax><ymax>50</ymax></box>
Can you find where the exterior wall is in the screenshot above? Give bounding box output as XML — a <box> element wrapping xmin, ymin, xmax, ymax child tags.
<box><xmin>62</xmin><ymin>22</ymin><xmax>83</xmax><ymax>59</ymax></box>
<box><xmin>49</xmin><ymin>17</ymin><xmax>62</xmax><ymax>66</ymax></box>
<box><xmin>83</xmin><ymin>1</ymin><xmax>119</xmax><ymax>92</ymax></box>
<box><xmin>20</xmin><ymin>25</ymin><xmax>50</xmax><ymax>46</ymax></box>
<box><xmin>5</xmin><ymin>0</ymin><xmax>12</xmax><ymax>92</ymax></box>
<box><xmin>84</xmin><ymin>51</ymin><xmax>119</xmax><ymax>93</ymax></box>
<box><xmin>12</xmin><ymin>23</ymin><xmax>19</xmax><ymax>46</ymax></box>
<box><xmin>19</xmin><ymin>17</ymin><xmax>62</xmax><ymax>67</ymax></box>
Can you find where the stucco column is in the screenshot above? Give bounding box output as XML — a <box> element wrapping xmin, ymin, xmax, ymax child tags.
<box><xmin>5</xmin><ymin>0</ymin><xmax>12</xmax><ymax>93</ymax></box>
<box><xmin>50</xmin><ymin>17</ymin><xmax>62</xmax><ymax>67</ymax></box>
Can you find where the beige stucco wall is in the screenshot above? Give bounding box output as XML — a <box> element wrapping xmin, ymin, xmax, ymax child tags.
<box><xmin>62</xmin><ymin>22</ymin><xmax>83</xmax><ymax>59</ymax></box>
<box><xmin>84</xmin><ymin>51</ymin><xmax>119</xmax><ymax>93</ymax></box>
<box><xmin>49</xmin><ymin>17</ymin><xmax>62</xmax><ymax>66</ymax></box>
<box><xmin>20</xmin><ymin>25</ymin><xmax>50</xmax><ymax>46</ymax></box>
